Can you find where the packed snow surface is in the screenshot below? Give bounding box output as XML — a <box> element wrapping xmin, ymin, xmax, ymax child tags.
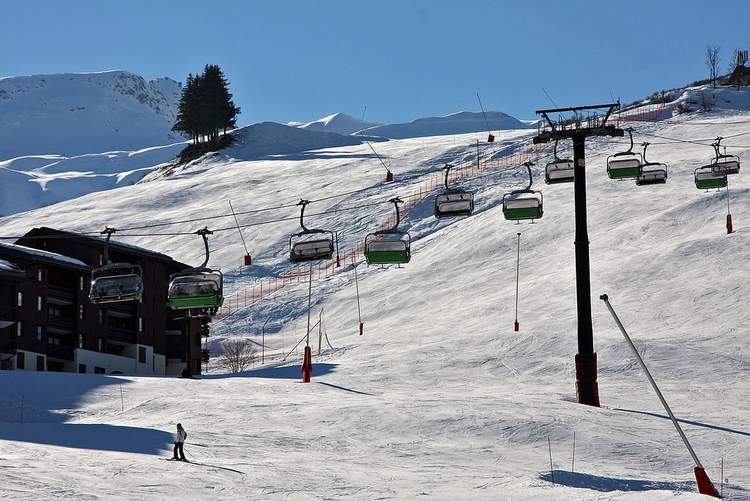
<box><xmin>0</xmin><ymin>103</ymin><xmax>749</xmax><ymax>500</ymax></box>
<box><xmin>355</xmin><ymin>110</ymin><xmax>533</xmax><ymax>138</ymax></box>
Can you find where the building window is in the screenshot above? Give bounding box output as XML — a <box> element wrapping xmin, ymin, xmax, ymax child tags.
<box><xmin>78</xmin><ymin>364</ymin><xmax>86</xmax><ymax>373</ymax></box>
<box><xmin>16</xmin><ymin>322</ymin><xmax>22</xmax><ymax>337</ymax></box>
<box><xmin>78</xmin><ymin>333</ymin><xmax>84</xmax><ymax>349</ymax></box>
<box><xmin>98</xmin><ymin>338</ymin><xmax>103</xmax><ymax>352</ymax></box>
<box><xmin>98</xmin><ymin>254</ymin><xmax>103</xmax><ymax>266</ymax></box>
<box><xmin>36</xmin><ymin>325</ymin><xmax>43</xmax><ymax>341</ymax></box>
<box><xmin>36</xmin><ymin>356</ymin><xmax>45</xmax><ymax>371</ymax></box>
<box><xmin>94</xmin><ymin>366</ymin><xmax>105</xmax><ymax>374</ymax></box>
<box><xmin>37</xmin><ymin>269</ymin><xmax>43</xmax><ymax>282</ymax></box>
<box><xmin>138</xmin><ymin>346</ymin><xmax>146</xmax><ymax>364</ymax></box>
<box><xmin>79</xmin><ymin>276</ymin><xmax>85</xmax><ymax>291</ymax></box>
<box><xmin>17</xmin><ymin>291</ymin><xmax>22</xmax><ymax>307</ymax></box>
<box><xmin>16</xmin><ymin>352</ymin><xmax>24</xmax><ymax>370</ymax></box>
<box><xmin>79</xmin><ymin>305</ymin><xmax>84</xmax><ymax>320</ymax></box>
<box><xmin>98</xmin><ymin>310</ymin><xmax>104</xmax><ymax>325</ymax></box>
<box><xmin>138</xmin><ymin>317</ymin><xmax>143</xmax><ymax>333</ymax></box>
<box><xmin>37</xmin><ymin>296</ymin><xmax>43</xmax><ymax>312</ymax></box>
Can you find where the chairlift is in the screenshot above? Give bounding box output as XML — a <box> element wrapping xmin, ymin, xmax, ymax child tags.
<box><xmin>89</xmin><ymin>227</ymin><xmax>144</xmax><ymax>304</ymax></box>
<box><xmin>289</xmin><ymin>199</ymin><xmax>334</xmax><ymax>262</ymax></box>
<box><xmin>694</xmin><ymin>166</ymin><xmax>727</xmax><ymax>190</ymax></box>
<box><xmin>707</xmin><ymin>137</ymin><xmax>740</xmax><ymax>176</ymax></box>
<box><xmin>544</xmin><ymin>140</ymin><xmax>574</xmax><ymax>184</ymax></box>
<box><xmin>434</xmin><ymin>163</ymin><xmax>475</xmax><ymax>218</ymax></box>
<box><xmin>167</xmin><ymin>228</ymin><xmax>224</xmax><ymax>315</ymax></box>
<box><xmin>635</xmin><ymin>142</ymin><xmax>668</xmax><ymax>186</ymax></box>
<box><xmin>607</xmin><ymin>128</ymin><xmax>642</xmax><ymax>180</ymax></box>
<box><xmin>364</xmin><ymin>197</ymin><xmax>411</xmax><ymax>265</ymax></box>
<box><xmin>503</xmin><ymin>162</ymin><xmax>544</xmax><ymax>222</ymax></box>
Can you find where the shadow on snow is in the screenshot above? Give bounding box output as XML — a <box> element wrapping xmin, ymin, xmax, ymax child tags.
<box><xmin>199</xmin><ymin>363</ymin><xmax>337</xmax><ymax>380</ymax></box>
<box><xmin>0</xmin><ymin>371</ymin><xmax>173</xmax><ymax>454</ymax></box>
<box><xmin>539</xmin><ymin>470</ymin><xmax>693</xmax><ymax>493</ymax></box>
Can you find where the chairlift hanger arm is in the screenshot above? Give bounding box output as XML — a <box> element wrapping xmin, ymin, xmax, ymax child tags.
<box><xmin>442</xmin><ymin>163</ymin><xmax>453</xmax><ymax>190</ymax></box>
<box><xmin>388</xmin><ymin>197</ymin><xmax>403</xmax><ymax>230</ymax></box>
<box><xmin>195</xmin><ymin>227</ymin><xmax>213</xmax><ymax>269</ymax></box>
<box><xmin>100</xmin><ymin>226</ymin><xmax>117</xmax><ymax>265</ymax></box>
<box><xmin>523</xmin><ymin>161</ymin><xmax>534</xmax><ymax>191</ymax></box>
<box><xmin>297</xmin><ymin>199</ymin><xmax>311</xmax><ymax>232</ymax></box>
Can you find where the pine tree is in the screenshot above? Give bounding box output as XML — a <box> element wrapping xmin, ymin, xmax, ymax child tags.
<box><xmin>172</xmin><ymin>65</ymin><xmax>240</xmax><ymax>148</ymax></box>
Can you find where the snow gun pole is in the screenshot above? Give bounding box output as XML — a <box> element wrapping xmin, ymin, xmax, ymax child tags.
<box><xmin>302</xmin><ymin>264</ymin><xmax>313</xmax><ymax>383</ymax></box>
<box><xmin>367</xmin><ymin>141</ymin><xmax>393</xmax><ymax>182</ymax></box>
<box><xmin>354</xmin><ymin>263</ymin><xmax>363</xmax><ymax>335</ymax></box>
<box><xmin>726</xmin><ymin>182</ymin><xmax>733</xmax><ymax>234</ymax></box>
<box><xmin>229</xmin><ymin>200</ymin><xmax>251</xmax><ymax>265</ymax></box>
<box><xmin>476</xmin><ymin>92</ymin><xmax>494</xmax><ymax>143</ymax></box>
<box><xmin>514</xmin><ymin>232</ymin><xmax>521</xmax><ymax>332</ymax></box>
<box><xmin>599</xmin><ymin>294</ymin><xmax>721</xmax><ymax>498</ymax></box>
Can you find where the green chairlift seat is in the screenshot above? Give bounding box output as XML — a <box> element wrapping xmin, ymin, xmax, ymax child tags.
<box><xmin>607</xmin><ymin>128</ymin><xmax>642</xmax><ymax>180</ymax></box>
<box><xmin>364</xmin><ymin>197</ymin><xmax>411</xmax><ymax>266</ymax></box>
<box><xmin>694</xmin><ymin>166</ymin><xmax>727</xmax><ymax>190</ymax></box>
<box><xmin>167</xmin><ymin>228</ymin><xmax>224</xmax><ymax>317</ymax></box>
<box><xmin>503</xmin><ymin>161</ymin><xmax>544</xmax><ymax>222</ymax></box>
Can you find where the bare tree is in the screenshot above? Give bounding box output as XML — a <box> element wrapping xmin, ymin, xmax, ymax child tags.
<box><xmin>218</xmin><ymin>338</ymin><xmax>257</xmax><ymax>373</ymax></box>
<box><xmin>706</xmin><ymin>46</ymin><xmax>721</xmax><ymax>88</ymax></box>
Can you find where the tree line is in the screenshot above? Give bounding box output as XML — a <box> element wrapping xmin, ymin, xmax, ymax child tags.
<box><xmin>172</xmin><ymin>64</ymin><xmax>240</xmax><ymax>148</ymax></box>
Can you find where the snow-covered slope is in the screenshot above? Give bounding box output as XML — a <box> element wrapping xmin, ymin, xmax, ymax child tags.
<box><xmin>290</xmin><ymin>112</ymin><xmax>380</xmax><ymax>135</ymax></box>
<box><xmin>0</xmin><ymin>142</ymin><xmax>185</xmax><ymax>216</ymax></box>
<box><xmin>0</xmin><ymin>105</ymin><xmax>748</xmax><ymax>500</ymax></box>
<box><xmin>355</xmin><ymin>110</ymin><xmax>533</xmax><ymax>139</ymax></box>
<box><xmin>0</xmin><ymin>70</ymin><xmax>184</xmax><ymax>160</ymax></box>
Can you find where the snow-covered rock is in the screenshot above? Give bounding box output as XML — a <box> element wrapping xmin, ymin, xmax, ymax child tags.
<box><xmin>0</xmin><ymin>70</ymin><xmax>184</xmax><ymax>160</ymax></box>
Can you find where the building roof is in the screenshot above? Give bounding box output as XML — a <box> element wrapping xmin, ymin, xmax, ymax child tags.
<box><xmin>16</xmin><ymin>227</ymin><xmax>190</xmax><ymax>271</ymax></box>
<box><xmin>20</xmin><ymin>227</ymin><xmax>180</xmax><ymax>262</ymax></box>
<box><xmin>0</xmin><ymin>258</ymin><xmax>25</xmax><ymax>278</ymax></box>
<box><xmin>0</xmin><ymin>242</ymin><xmax>89</xmax><ymax>271</ymax></box>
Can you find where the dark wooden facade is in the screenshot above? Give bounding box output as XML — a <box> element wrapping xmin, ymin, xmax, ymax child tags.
<box><xmin>0</xmin><ymin>227</ymin><xmax>205</xmax><ymax>376</ymax></box>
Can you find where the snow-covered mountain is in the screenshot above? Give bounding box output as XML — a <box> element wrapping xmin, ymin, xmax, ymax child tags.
<box><xmin>1</xmin><ymin>101</ymin><xmax>748</xmax><ymax>498</ymax></box>
<box><xmin>354</xmin><ymin>110</ymin><xmax>533</xmax><ymax>139</ymax></box>
<box><xmin>0</xmin><ymin>70</ymin><xmax>184</xmax><ymax>160</ymax></box>
<box><xmin>289</xmin><ymin>112</ymin><xmax>380</xmax><ymax>135</ymax></box>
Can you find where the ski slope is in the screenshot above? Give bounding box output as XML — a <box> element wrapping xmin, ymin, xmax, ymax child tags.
<box><xmin>0</xmin><ymin>103</ymin><xmax>749</xmax><ymax>499</ymax></box>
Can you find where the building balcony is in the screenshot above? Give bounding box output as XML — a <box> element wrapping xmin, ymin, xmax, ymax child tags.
<box><xmin>46</xmin><ymin>343</ymin><xmax>75</xmax><ymax>361</ymax></box>
<box><xmin>104</xmin><ymin>327</ymin><xmax>137</xmax><ymax>345</ymax></box>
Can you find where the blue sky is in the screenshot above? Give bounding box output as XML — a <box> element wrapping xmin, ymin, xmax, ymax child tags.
<box><xmin>3</xmin><ymin>1</ymin><xmax>749</xmax><ymax>125</ymax></box>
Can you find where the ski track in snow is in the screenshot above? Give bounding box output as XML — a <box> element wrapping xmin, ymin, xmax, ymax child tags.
<box><xmin>0</xmin><ymin>96</ymin><xmax>749</xmax><ymax>499</ymax></box>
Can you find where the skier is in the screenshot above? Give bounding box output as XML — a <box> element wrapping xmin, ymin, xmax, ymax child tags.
<box><xmin>173</xmin><ymin>423</ymin><xmax>187</xmax><ymax>461</ymax></box>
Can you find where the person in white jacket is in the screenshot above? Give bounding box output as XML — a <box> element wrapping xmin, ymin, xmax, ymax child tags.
<box><xmin>173</xmin><ymin>423</ymin><xmax>187</xmax><ymax>461</ymax></box>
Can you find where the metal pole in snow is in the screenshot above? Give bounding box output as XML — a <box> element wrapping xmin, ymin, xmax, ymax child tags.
<box><xmin>548</xmin><ymin>437</ymin><xmax>555</xmax><ymax>484</ymax></box>
<box><xmin>599</xmin><ymin>294</ymin><xmax>720</xmax><ymax>498</ymax></box>
<box><xmin>306</xmin><ymin>264</ymin><xmax>312</xmax><ymax>347</ymax></box>
<box><xmin>726</xmin><ymin>182</ymin><xmax>733</xmax><ymax>234</ymax></box>
<box><xmin>514</xmin><ymin>232</ymin><xmax>521</xmax><ymax>332</ymax></box>
<box><xmin>354</xmin><ymin>264</ymin><xmax>363</xmax><ymax>335</ymax></box>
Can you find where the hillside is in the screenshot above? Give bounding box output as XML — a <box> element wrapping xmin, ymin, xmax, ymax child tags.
<box><xmin>0</xmin><ymin>97</ymin><xmax>748</xmax><ymax>500</ymax></box>
<box><xmin>0</xmin><ymin>70</ymin><xmax>184</xmax><ymax>160</ymax></box>
<box><xmin>354</xmin><ymin>110</ymin><xmax>533</xmax><ymax>139</ymax></box>
<box><xmin>290</xmin><ymin>112</ymin><xmax>381</xmax><ymax>135</ymax></box>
